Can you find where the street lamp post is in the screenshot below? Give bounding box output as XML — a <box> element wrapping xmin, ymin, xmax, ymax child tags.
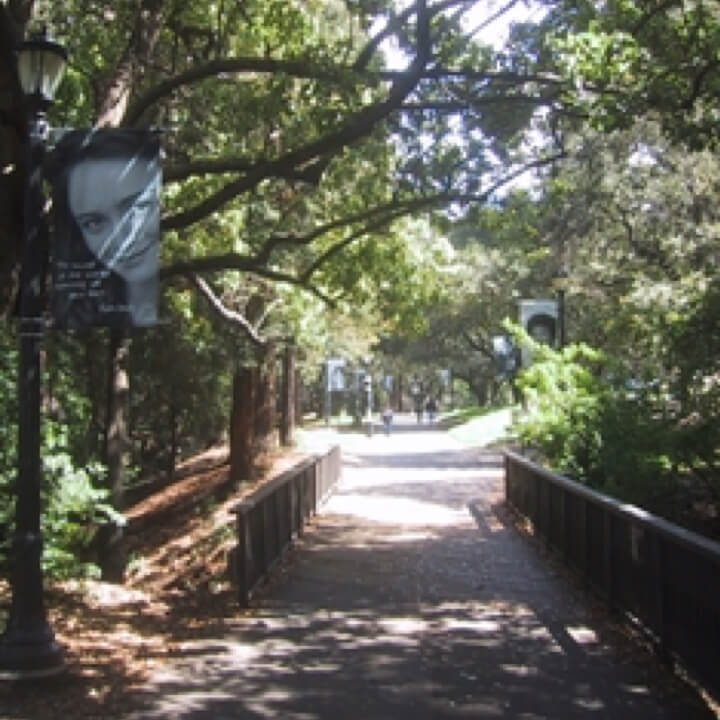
<box><xmin>0</xmin><ymin>29</ymin><xmax>68</xmax><ymax>678</ymax></box>
<box><xmin>411</xmin><ymin>381</ymin><xmax>420</xmax><ymax>423</ymax></box>
<box><xmin>552</xmin><ymin>268</ymin><xmax>569</xmax><ymax>349</ymax></box>
<box><xmin>363</xmin><ymin>373</ymin><xmax>373</xmax><ymax>436</ymax></box>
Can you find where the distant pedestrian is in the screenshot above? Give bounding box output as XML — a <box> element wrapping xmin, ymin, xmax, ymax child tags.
<box><xmin>425</xmin><ymin>397</ymin><xmax>438</xmax><ymax>424</ymax></box>
<box><xmin>382</xmin><ymin>405</ymin><xmax>393</xmax><ymax>435</ymax></box>
<box><xmin>414</xmin><ymin>398</ymin><xmax>424</xmax><ymax>424</ymax></box>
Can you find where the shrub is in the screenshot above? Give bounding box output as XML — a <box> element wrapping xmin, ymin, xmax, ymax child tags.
<box><xmin>0</xmin><ymin>325</ymin><xmax>119</xmax><ymax>579</ymax></box>
<box><xmin>41</xmin><ymin>422</ymin><xmax>123</xmax><ymax>579</ymax></box>
<box><xmin>510</xmin><ymin>325</ymin><xmax>675</xmax><ymax>504</ymax></box>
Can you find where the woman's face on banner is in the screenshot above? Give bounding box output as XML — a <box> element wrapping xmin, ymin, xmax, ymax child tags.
<box><xmin>68</xmin><ymin>155</ymin><xmax>160</xmax><ymax>283</ymax></box>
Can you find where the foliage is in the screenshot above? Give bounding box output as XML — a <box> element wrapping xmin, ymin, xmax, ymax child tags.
<box><xmin>129</xmin><ymin>289</ymin><xmax>236</xmax><ymax>475</ymax></box>
<box><xmin>41</xmin><ymin>422</ymin><xmax>121</xmax><ymax>579</ymax></box>
<box><xmin>511</xmin><ymin>325</ymin><xmax>675</xmax><ymax>504</ymax></box>
<box><xmin>0</xmin><ymin>324</ymin><xmax>117</xmax><ymax>578</ymax></box>
<box><xmin>0</xmin><ymin>0</ymin><xmax>567</xmax><ymax>320</ymax></box>
<box><xmin>0</xmin><ymin>328</ymin><xmax>18</xmax><ymax>539</ymax></box>
<box><xmin>380</xmin><ymin>195</ymin><xmax>550</xmax><ymax>407</ymax></box>
<box><xmin>553</xmin><ymin>0</ymin><xmax>720</xmax><ymax>148</ymax></box>
<box><xmin>1</xmin><ymin>0</ymin><xmax>717</xmax><ymax>570</ymax></box>
<box><xmin>666</xmin><ymin>279</ymin><xmax>720</xmax><ymax>495</ymax></box>
<box><xmin>45</xmin><ymin>333</ymin><xmax>104</xmax><ymax>465</ymax></box>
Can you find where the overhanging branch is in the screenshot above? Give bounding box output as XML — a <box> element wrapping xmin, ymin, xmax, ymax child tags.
<box><xmin>161</xmin><ymin>44</ymin><xmax>430</xmax><ymax>232</ymax></box>
<box><xmin>163</xmin><ymin>256</ymin><xmax>337</xmax><ymax>305</ymax></box>
<box><xmin>125</xmin><ymin>57</ymin><xmax>388</xmax><ymax>127</ymax></box>
<box><xmin>190</xmin><ymin>273</ymin><xmax>266</xmax><ymax>347</ymax></box>
<box><xmin>162</xmin><ymin>152</ymin><xmax>564</xmax><ymax>287</ymax></box>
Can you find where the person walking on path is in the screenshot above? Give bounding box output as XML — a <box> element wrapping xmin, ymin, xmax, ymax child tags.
<box><xmin>381</xmin><ymin>405</ymin><xmax>393</xmax><ymax>435</ymax></box>
<box><xmin>414</xmin><ymin>397</ymin><xmax>424</xmax><ymax>423</ymax></box>
<box><xmin>425</xmin><ymin>396</ymin><xmax>438</xmax><ymax>424</ymax></box>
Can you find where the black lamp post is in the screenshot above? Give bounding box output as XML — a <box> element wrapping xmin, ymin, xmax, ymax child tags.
<box><xmin>0</xmin><ymin>29</ymin><xmax>68</xmax><ymax>678</ymax></box>
<box><xmin>552</xmin><ymin>268</ymin><xmax>569</xmax><ymax>349</ymax></box>
<box><xmin>362</xmin><ymin>368</ymin><xmax>373</xmax><ymax>436</ymax></box>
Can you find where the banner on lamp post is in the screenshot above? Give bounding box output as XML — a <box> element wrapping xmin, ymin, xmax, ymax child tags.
<box><xmin>518</xmin><ymin>299</ymin><xmax>558</xmax><ymax>367</ymax></box>
<box><xmin>50</xmin><ymin>129</ymin><xmax>161</xmax><ymax>329</ymax></box>
<box><xmin>327</xmin><ymin>358</ymin><xmax>345</xmax><ymax>391</ymax></box>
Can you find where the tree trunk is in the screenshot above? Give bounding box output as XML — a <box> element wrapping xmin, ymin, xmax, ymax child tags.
<box><xmin>85</xmin><ymin>336</ymin><xmax>105</xmax><ymax>459</ymax></box>
<box><xmin>475</xmin><ymin>380</ymin><xmax>488</xmax><ymax>407</ymax></box>
<box><xmin>254</xmin><ymin>343</ymin><xmax>277</xmax><ymax>454</ymax></box>
<box><xmin>168</xmin><ymin>399</ymin><xmax>177</xmax><ymax>482</ymax></box>
<box><xmin>295</xmin><ymin>372</ymin><xmax>304</xmax><ymax>427</ymax></box>
<box><xmin>230</xmin><ymin>366</ymin><xmax>256</xmax><ymax>486</ymax></box>
<box><xmin>280</xmin><ymin>343</ymin><xmax>295</xmax><ymax>447</ymax></box>
<box><xmin>100</xmin><ymin>328</ymin><xmax>130</xmax><ymax>582</ymax></box>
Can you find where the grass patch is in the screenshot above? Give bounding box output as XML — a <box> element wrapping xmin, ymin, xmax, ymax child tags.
<box><xmin>439</xmin><ymin>405</ymin><xmax>497</xmax><ymax>429</ymax></box>
<box><xmin>444</xmin><ymin>406</ymin><xmax>516</xmax><ymax>448</ymax></box>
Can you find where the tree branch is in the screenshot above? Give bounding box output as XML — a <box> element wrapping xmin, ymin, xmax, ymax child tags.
<box><xmin>248</xmin><ymin>153</ymin><xmax>563</xmax><ymax>276</ymax></box>
<box><xmin>125</xmin><ymin>57</ymin><xmax>390</xmax><ymax>127</ymax></box>
<box><xmin>463</xmin><ymin>329</ymin><xmax>494</xmax><ymax>358</ymax></box>
<box><xmin>97</xmin><ymin>0</ymin><xmax>167</xmax><ymax>128</ymax></box>
<box><xmin>161</xmin><ymin>41</ymin><xmax>431</xmax><ymax>231</ymax></box>
<box><xmin>163</xmin><ymin>151</ymin><xmax>563</xmax><ymax>289</ymax></box>
<box><xmin>190</xmin><ymin>273</ymin><xmax>266</xmax><ymax>347</ymax></box>
<box><xmin>353</xmin><ymin>0</ymin><xmax>465</xmax><ymax>70</ymax></box>
<box><xmin>425</xmin><ymin>67</ymin><xmax>564</xmax><ymax>86</ymax></box>
<box><xmin>681</xmin><ymin>61</ymin><xmax>717</xmax><ymax>112</ymax></box>
<box><xmin>401</xmin><ymin>96</ymin><xmax>558</xmax><ymax>112</ymax></box>
<box><xmin>163</xmin><ymin>256</ymin><xmax>337</xmax><ymax>305</ymax></box>
<box><xmin>299</xmin><ymin>208</ymin><xmax>411</xmax><ymax>281</ymax></box>
<box><xmin>163</xmin><ymin>155</ymin><xmax>326</xmax><ymax>184</ymax></box>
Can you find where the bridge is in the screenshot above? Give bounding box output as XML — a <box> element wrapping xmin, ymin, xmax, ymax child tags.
<box><xmin>127</xmin><ymin>415</ymin><xmax>718</xmax><ymax>719</ymax></box>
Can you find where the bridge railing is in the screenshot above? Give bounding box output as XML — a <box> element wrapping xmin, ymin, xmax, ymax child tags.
<box><xmin>504</xmin><ymin>450</ymin><xmax>720</xmax><ymax>697</ymax></box>
<box><xmin>230</xmin><ymin>445</ymin><xmax>341</xmax><ymax>606</ymax></box>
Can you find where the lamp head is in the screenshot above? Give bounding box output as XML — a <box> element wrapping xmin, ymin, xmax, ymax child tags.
<box><xmin>551</xmin><ymin>268</ymin><xmax>570</xmax><ymax>293</ymax></box>
<box><xmin>17</xmin><ymin>27</ymin><xmax>68</xmax><ymax>110</ymax></box>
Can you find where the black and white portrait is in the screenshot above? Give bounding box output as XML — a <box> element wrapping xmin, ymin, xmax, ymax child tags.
<box><xmin>518</xmin><ymin>299</ymin><xmax>559</xmax><ymax>367</ymax></box>
<box><xmin>526</xmin><ymin>313</ymin><xmax>556</xmax><ymax>346</ymax></box>
<box><xmin>50</xmin><ymin>129</ymin><xmax>161</xmax><ymax>329</ymax></box>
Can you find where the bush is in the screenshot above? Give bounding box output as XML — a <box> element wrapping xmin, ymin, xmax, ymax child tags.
<box><xmin>41</xmin><ymin>422</ymin><xmax>123</xmax><ymax>579</ymax></box>
<box><xmin>0</xmin><ymin>324</ymin><xmax>119</xmax><ymax>579</ymax></box>
<box><xmin>511</xmin><ymin>327</ymin><xmax>675</xmax><ymax>504</ymax></box>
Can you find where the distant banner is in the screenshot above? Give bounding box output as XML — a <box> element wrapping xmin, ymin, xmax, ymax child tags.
<box><xmin>327</xmin><ymin>358</ymin><xmax>345</xmax><ymax>391</ymax></box>
<box><xmin>518</xmin><ymin>299</ymin><xmax>558</xmax><ymax>366</ymax></box>
<box><xmin>51</xmin><ymin>129</ymin><xmax>161</xmax><ymax>329</ymax></box>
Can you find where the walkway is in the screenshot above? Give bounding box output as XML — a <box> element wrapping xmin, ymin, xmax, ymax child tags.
<box><xmin>128</xmin><ymin>417</ymin><xmax>716</xmax><ymax>719</ymax></box>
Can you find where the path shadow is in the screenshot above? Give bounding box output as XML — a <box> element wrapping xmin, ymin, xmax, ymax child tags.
<box><xmin>126</xmin><ymin>515</ymin><xmax>715</xmax><ymax>719</ymax></box>
<box><xmin>124</xmin><ymin>445</ymin><xmax>715</xmax><ymax>720</ymax></box>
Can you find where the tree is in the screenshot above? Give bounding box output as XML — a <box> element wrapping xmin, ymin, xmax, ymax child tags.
<box><xmin>382</xmin><ymin>190</ymin><xmax>555</xmax><ymax>406</ymax></box>
<box><xmin>506</xmin><ymin>117</ymin><xmax>720</xmax><ymax>533</ymax></box>
<box><xmin>553</xmin><ymin>0</ymin><xmax>720</xmax><ymax>148</ymax></box>
<box><xmin>0</xmin><ymin>0</ymin><xmax>584</xmax><ymax>579</ymax></box>
<box><xmin>1</xmin><ymin>0</ymin><xmax>571</xmax><ymax>319</ymax></box>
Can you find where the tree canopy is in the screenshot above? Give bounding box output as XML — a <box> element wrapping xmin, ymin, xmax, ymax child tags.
<box><xmin>0</xmin><ymin>0</ymin><xmax>571</xmax><ymax>330</ymax></box>
<box><xmin>1</xmin><ymin>0</ymin><xmax>720</xmax><ymax>574</ymax></box>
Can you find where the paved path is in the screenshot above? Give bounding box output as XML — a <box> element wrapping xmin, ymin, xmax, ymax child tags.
<box><xmin>129</xmin><ymin>420</ymin><xmax>716</xmax><ymax>719</ymax></box>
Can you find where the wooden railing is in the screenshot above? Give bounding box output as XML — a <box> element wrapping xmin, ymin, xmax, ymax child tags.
<box><xmin>504</xmin><ymin>450</ymin><xmax>720</xmax><ymax>698</ymax></box>
<box><xmin>230</xmin><ymin>446</ymin><xmax>341</xmax><ymax>606</ymax></box>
